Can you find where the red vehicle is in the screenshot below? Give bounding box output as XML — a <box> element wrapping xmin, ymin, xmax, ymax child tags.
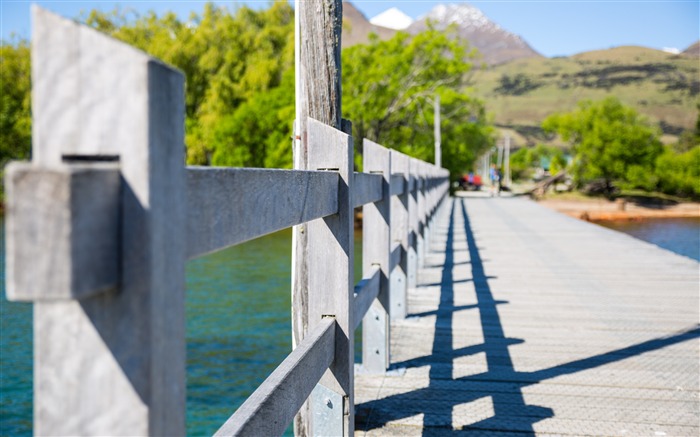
<box><xmin>459</xmin><ymin>173</ymin><xmax>482</xmax><ymax>191</ymax></box>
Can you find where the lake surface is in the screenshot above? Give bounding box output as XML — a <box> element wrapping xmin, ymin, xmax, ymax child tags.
<box><xmin>1</xmin><ymin>216</ymin><xmax>697</xmax><ymax>435</ymax></box>
<box><xmin>0</xmin><ymin>225</ymin><xmax>361</xmax><ymax>436</ymax></box>
<box><xmin>597</xmin><ymin>217</ymin><xmax>700</xmax><ymax>262</ymax></box>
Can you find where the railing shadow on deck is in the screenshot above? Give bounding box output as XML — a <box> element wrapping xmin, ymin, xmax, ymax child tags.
<box><xmin>355</xmin><ymin>198</ymin><xmax>700</xmax><ymax>435</ymax></box>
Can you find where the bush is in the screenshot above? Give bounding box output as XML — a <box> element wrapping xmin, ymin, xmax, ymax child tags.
<box><xmin>655</xmin><ymin>146</ymin><xmax>700</xmax><ymax>198</ymax></box>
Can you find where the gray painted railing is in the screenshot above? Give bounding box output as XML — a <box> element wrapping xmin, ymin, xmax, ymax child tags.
<box><xmin>4</xmin><ymin>7</ymin><xmax>450</xmax><ymax>436</ymax></box>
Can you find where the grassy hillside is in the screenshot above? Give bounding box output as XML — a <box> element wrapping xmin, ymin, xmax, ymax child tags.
<box><xmin>471</xmin><ymin>46</ymin><xmax>699</xmax><ymax>146</ymax></box>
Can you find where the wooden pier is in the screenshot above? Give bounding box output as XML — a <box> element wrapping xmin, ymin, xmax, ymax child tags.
<box><xmin>7</xmin><ymin>6</ymin><xmax>699</xmax><ymax>436</ymax></box>
<box><xmin>355</xmin><ymin>196</ymin><xmax>699</xmax><ymax>436</ymax></box>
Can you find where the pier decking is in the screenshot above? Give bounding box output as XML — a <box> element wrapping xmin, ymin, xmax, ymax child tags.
<box><xmin>355</xmin><ymin>197</ymin><xmax>699</xmax><ymax>436</ymax></box>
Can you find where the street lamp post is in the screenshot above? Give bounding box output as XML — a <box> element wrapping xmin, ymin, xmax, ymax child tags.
<box><xmin>434</xmin><ymin>94</ymin><xmax>441</xmax><ymax>168</ymax></box>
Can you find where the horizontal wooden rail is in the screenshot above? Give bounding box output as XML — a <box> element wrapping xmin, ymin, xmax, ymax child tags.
<box><xmin>353</xmin><ymin>172</ymin><xmax>383</xmax><ymax>209</ymax></box>
<box><xmin>390</xmin><ymin>242</ymin><xmax>402</xmax><ymax>272</ymax></box>
<box><xmin>390</xmin><ymin>174</ymin><xmax>405</xmax><ymax>196</ymax></box>
<box><xmin>187</xmin><ymin>167</ymin><xmax>339</xmax><ymax>259</ymax></box>
<box><xmin>353</xmin><ymin>266</ymin><xmax>381</xmax><ymax>330</ymax></box>
<box><xmin>214</xmin><ymin>317</ymin><xmax>336</xmax><ymax>437</ymax></box>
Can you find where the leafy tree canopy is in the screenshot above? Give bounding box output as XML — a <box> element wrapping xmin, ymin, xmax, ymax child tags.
<box><xmin>342</xmin><ymin>28</ymin><xmax>494</xmax><ymax>178</ymax></box>
<box><xmin>0</xmin><ymin>41</ymin><xmax>31</xmax><ymax>167</ymax></box>
<box><xmin>543</xmin><ymin>97</ymin><xmax>662</xmax><ymax>193</ymax></box>
<box><xmin>2</xmin><ymin>3</ymin><xmax>495</xmax><ymax>182</ymax></box>
<box><xmin>85</xmin><ymin>2</ymin><xmax>295</xmax><ymax>166</ymax></box>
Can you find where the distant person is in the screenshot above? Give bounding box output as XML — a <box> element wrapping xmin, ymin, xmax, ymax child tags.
<box><xmin>489</xmin><ymin>164</ymin><xmax>501</xmax><ymax>196</ymax></box>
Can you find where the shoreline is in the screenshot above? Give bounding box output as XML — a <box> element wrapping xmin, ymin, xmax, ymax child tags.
<box><xmin>535</xmin><ymin>197</ymin><xmax>700</xmax><ymax>222</ymax></box>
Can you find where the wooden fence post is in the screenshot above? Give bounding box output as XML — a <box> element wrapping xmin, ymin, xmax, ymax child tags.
<box><xmin>416</xmin><ymin>162</ymin><xmax>426</xmax><ymax>268</ymax></box>
<box><xmin>293</xmin><ymin>1</ymin><xmax>344</xmax><ymax>434</ymax></box>
<box><xmin>362</xmin><ymin>140</ymin><xmax>391</xmax><ymax>372</ymax></box>
<box><xmin>306</xmin><ymin>118</ymin><xmax>354</xmax><ymax>435</ymax></box>
<box><xmin>13</xmin><ymin>7</ymin><xmax>187</xmax><ymax>435</ymax></box>
<box><xmin>390</xmin><ymin>151</ymin><xmax>409</xmax><ymax>319</ymax></box>
<box><xmin>407</xmin><ymin>159</ymin><xmax>419</xmax><ymax>295</ymax></box>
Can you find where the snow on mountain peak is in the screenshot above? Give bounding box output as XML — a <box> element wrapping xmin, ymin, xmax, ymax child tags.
<box><xmin>369</xmin><ymin>7</ymin><xmax>414</xmax><ymax>30</ymax></box>
<box><xmin>421</xmin><ymin>3</ymin><xmax>500</xmax><ymax>31</ymax></box>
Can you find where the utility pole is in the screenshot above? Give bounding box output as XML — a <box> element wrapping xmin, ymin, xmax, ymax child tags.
<box><xmin>504</xmin><ymin>135</ymin><xmax>511</xmax><ymax>187</ymax></box>
<box><xmin>497</xmin><ymin>139</ymin><xmax>504</xmax><ymax>168</ymax></box>
<box><xmin>434</xmin><ymin>94</ymin><xmax>441</xmax><ymax>168</ymax></box>
<box><xmin>292</xmin><ymin>1</ymin><xmax>344</xmax><ymax>436</ymax></box>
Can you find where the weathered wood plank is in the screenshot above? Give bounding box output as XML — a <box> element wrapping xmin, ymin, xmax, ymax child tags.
<box><xmin>361</xmin><ymin>139</ymin><xmax>392</xmax><ymax>373</ymax></box>
<box><xmin>305</xmin><ymin>118</ymin><xmax>354</xmax><ymax>435</ymax></box>
<box><xmin>293</xmin><ymin>5</ymin><xmax>343</xmax><ymax>434</ymax></box>
<box><xmin>353</xmin><ymin>172</ymin><xmax>383</xmax><ymax>208</ymax></box>
<box><xmin>390</xmin><ymin>173</ymin><xmax>405</xmax><ymax>196</ymax></box>
<box><xmin>186</xmin><ymin>167</ymin><xmax>338</xmax><ymax>259</ymax></box>
<box><xmin>389</xmin><ymin>242</ymin><xmax>402</xmax><ymax>272</ymax></box>
<box><xmin>355</xmin><ymin>197</ymin><xmax>699</xmax><ymax>436</ymax></box>
<box><xmin>390</xmin><ymin>151</ymin><xmax>410</xmax><ymax>320</ymax></box>
<box><xmin>30</xmin><ymin>8</ymin><xmax>187</xmax><ymax>435</ymax></box>
<box><xmin>353</xmin><ymin>266</ymin><xmax>381</xmax><ymax>330</ymax></box>
<box><xmin>214</xmin><ymin>318</ymin><xmax>336</xmax><ymax>437</ymax></box>
<box><xmin>5</xmin><ymin>162</ymin><xmax>120</xmax><ymax>301</ymax></box>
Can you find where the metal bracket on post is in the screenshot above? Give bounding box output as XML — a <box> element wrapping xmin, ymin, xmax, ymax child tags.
<box><xmin>311</xmin><ymin>382</ymin><xmax>345</xmax><ymax>436</ymax></box>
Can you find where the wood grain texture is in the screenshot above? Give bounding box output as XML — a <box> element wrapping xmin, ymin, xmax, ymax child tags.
<box><xmin>31</xmin><ymin>8</ymin><xmax>187</xmax><ymax>436</ymax></box>
<box><xmin>390</xmin><ymin>151</ymin><xmax>410</xmax><ymax>320</ymax></box>
<box><xmin>390</xmin><ymin>174</ymin><xmax>405</xmax><ymax>197</ymax></box>
<box><xmin>353</xmin><ymin>266</ymin><xmax>381</xmax><ymax>331</ymax></box>
<box><xmin>361</xmin><ymin>140</ymin><xmax>392</xmax><ymax>373</ymax></box>
<box><xmin>353</xmin><ymin>172</ymin><xmax>383</xmax><ymax>208</ymax></box>
<box><xmin>293</xmin><ymin>3</ymin><xmax>343</xmax><ymax>434</ymax></box>
<box><xmin>306</xmin><ymin>118</ymin><xmax>355</xmax><ymax>434</ymax></box>
<box><xmin>186</xmin><ymin>167</ymin><xmax>339</xmax><ymax>259</ymax></box>
<box><xmin>214</xmin><ymin>318</ymin><xmax>335</xmax><ymax>437</ymax></box>
<box><xmin>355</xmin><ymin>197</ymin><xmax>699</xmax><ymax>436</ymax></box>
<box><xmin>6</xmin><ymin>162</ymin><xmax>120</xmax><ymax>301</ymax></box>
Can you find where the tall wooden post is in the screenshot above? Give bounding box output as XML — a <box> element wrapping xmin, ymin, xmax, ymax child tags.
<box><xmin>7</xmin><ymin>7</ymin><xmax>186</xmax><ymax>435</ymax></box>
<box><xmin>292</xmin><ymin>1</ymin><xmax>344</xmax><ymax>435</ymax></box>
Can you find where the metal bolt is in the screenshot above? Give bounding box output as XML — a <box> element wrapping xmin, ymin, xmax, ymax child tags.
<box><xmin>325</xmin><ymin>398</ymin><xmax>332</xmax><ymax>408</ymax></box>
<box><xmin>375</xmin><ymin>349</ymin><xmax>380</xmax><ymax>355</ymax></box>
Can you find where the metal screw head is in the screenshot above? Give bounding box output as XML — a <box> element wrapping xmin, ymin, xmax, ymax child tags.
<box><xmin>325</xmin><ymin>398</ymin><xmax>333</xmax><ymax>408</ymax></box>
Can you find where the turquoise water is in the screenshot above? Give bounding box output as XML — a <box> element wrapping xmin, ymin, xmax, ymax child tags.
<box><xmin>598</xmin><ymin>217</ymin><xmax>700</xmax><ymax>261</ymax></box>
<box><xmin>0</xmin><ymin>226</ymin><xmax>361</xmax><ymax>436</ymax></box>
<box><xmin>1</xmin><ymin>217</ymin><xmax>697</xmax><ymax>434</ymax></box>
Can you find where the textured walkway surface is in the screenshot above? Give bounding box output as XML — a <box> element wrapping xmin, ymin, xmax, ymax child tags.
<box><xmin>355</xmin><ymin>197</ymin><xmax>699</xmax><ymax>436</ymax></box>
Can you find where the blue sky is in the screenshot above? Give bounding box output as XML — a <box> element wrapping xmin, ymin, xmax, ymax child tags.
<box><xmin>1</xmin><ymin>1</ymin><xmax>698</xmax><ymax>57</ymax></box>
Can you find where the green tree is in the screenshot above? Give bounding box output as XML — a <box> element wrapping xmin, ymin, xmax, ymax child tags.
<box><xmin>0</xmin><ymin>40</ymin><xmax>31</xmax><ymax>204</ymax></box>
<box><xmin>543</xmin><ymin>97</ymin><xmax>662</xmax><ymax>194</ymax></box>
<box><xmin>656</xmin><ymin>146</ymin><xmax>700</xmax><ymax>197</ymax></box>
<box><xmin>86</xmin><ymin>2</ymin><xmax>295</xmax><ymax>166</ymax></box>
<box><xmin>508</xmin><ymin>144</ymin><xmax>567</xmax><ymax>181</ymax></box>
<box><xmin>0</xmin><ymin>40</ymin><xmax>31</xmax><ymax>165</ymax></box>
<box><xmin>342</xmin><ymin>28</ymin><xmax>494</xmax><ymax>178</ymax></box>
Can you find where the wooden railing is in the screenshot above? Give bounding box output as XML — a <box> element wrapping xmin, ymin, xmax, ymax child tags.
<box><xmin>4</xmin><ymin>7</ymin><xmax>449</xmax><ymax>436</ymax></box>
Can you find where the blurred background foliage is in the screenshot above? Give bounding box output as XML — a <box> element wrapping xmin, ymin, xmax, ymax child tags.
<box><xmin>1</xmin><ymin>2</ymin><xmax>697</xmax><ymax>200</ymax></box>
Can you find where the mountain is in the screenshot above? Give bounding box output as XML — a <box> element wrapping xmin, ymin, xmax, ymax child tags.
<box><xmin>682</xmin><ymin>41</ymin><xmax>700</xmax><ymax>58</ymax></box>
<box><xmin>342</xmin><ymin>2</ymin><xmax>396</xmax><ymax>47</ymax></box>
<box><xmin>370</xmin><ymin>8</ymin><xmax>413</xmax><ymax>30</ymax></box>
<box><xmin>471</xmin><ymin>46</ymin><xmax>698</xmax><ymax>146</ymax></box>
<box><xmin>408</xmin><ymin>3</ymin><xmax>542</xmax><ymax>65</ymax></box>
